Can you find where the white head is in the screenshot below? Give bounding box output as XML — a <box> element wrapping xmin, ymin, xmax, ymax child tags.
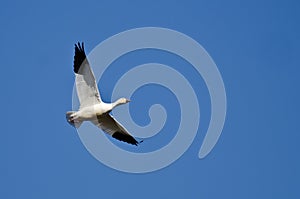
<box><xmin>118</xmin><ymin>97</ymin><xmax>131</xmax><ymax>104</ymax></box>
<box><xmin>112</xmin><ymin>98</ymin><xmax>130</xmax><ymax>109</ymax></box>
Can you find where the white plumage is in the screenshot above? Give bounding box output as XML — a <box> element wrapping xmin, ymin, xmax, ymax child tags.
<box><xmin>66</xmin><ymin>42</ymin><xmax>139</xmax><ymax>145</ymax></box>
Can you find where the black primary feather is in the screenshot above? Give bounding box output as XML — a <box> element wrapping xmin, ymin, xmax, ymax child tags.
<box><xmin>112</xmin><ymin>131</ymin><xmax>139</xmax><ymax>146</ymax></box>
<box><xmin>73</xmin><ymin>42</ymin><xmax>86</xmax><ymax>74</ymax></box>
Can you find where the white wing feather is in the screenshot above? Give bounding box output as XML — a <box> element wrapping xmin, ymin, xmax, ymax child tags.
<box><xmin>91</xmin><ymin>113</ymin><xmax>139</xmax><ymax>145</ymax></box>
<box><xmin>73</xmin><ymin>43</ymin><xmax>101</xmax><ymax>109</ymax></box>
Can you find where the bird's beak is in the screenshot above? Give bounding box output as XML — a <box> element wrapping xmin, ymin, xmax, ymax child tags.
<box><xmin>126</xmin><ymin>99</ymin><xmax>131</xmax><ymax>103</ymax></box>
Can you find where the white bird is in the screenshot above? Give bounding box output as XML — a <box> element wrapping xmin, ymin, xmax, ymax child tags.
<box><xmin>66</xmin><ymin>42</ymin><xmax>140</xmax><ymax>145</ymax></box>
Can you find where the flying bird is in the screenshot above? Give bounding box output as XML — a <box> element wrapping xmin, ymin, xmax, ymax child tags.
<box><xmin>66</xmin><ymin>42</ymin><xmax>140</xmax><ymax>145</ymax></box>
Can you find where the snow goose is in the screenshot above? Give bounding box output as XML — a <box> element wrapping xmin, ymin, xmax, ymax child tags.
<box><xmin>66</xmin><ymin>42</ymin><xmax>140</xmax><ymax>146</ymax></box>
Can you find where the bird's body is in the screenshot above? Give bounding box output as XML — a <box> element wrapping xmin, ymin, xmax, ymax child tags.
<box><xmin>75</xmin><ymin>103</ymin><xmax>112</xmax><ymax>120</ymax></box>
<box><xmin>66</xmin><ymin>42</ymin><xmax>140</xmax><ymax>145</ymax></box>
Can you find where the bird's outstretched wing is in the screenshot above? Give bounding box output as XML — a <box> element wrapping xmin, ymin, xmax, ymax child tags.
<box><xmin>91</xmin><ymin>113</ymin><xmax>139</xmax><ymax>146</ymax></box>
<box><xmin>73</xmin><ymin>42</ymin><xmax>101</xmax><ymax>108</ymax></box>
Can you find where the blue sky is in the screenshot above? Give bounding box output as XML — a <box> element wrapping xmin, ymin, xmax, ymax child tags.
<box><xmin>1</xmin><ymin>0</ymin><xmax>300</xmax><ymax>198</ymax></box>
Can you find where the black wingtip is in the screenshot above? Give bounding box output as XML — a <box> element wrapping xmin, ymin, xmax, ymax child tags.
<box><xmin>112</xmin><ymin>131</ymin><xmax>139</xmax><ymax>146</ymax></box>
<box><xmin>73</xmin><ymin>42</ymin><xmax>86</xmax><ymax>74</ymax></box>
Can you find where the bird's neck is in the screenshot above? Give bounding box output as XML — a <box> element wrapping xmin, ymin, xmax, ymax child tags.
<box><xmin>111</xmin><ymin>99</ymin><xmax>123</xmax><ymax>109</ymax></box>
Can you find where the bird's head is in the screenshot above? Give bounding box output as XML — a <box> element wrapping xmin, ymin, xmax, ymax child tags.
<box><xmin>118</xmin><ymin>97</ymin><xmax>131</xmax><ymax>105</ymax></box>
<box><xmin>112</xmin><ymin>98</ymin><xmax>131</xmax><ymax>109</ymax></box>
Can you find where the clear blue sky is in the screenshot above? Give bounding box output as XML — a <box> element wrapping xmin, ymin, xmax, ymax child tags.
<box><xmin>1</xmin><ymin>0</ymin><xmax>299</xmax><ymax>198</ymax></box>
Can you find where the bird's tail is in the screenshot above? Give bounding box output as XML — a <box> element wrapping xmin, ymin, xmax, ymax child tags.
<box><xmin>66</xmin><ymin>111</ymin><xmax>82</xmax><ymax>128</ymax></box>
